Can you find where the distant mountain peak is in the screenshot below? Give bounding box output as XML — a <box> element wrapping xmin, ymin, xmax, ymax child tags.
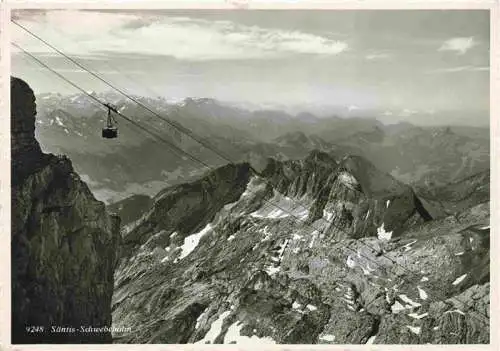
<box><xmin>305</xmin><ymin>149</ymin><xmax>337</xmax><ymax>165</ymax></box>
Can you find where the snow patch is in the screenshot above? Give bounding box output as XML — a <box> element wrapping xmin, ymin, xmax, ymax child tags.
<box><xmin>296</xmin><ymin>207</ymin><xmax>310</xmax><ymax>221</ymax></box>
<box><xmin>407</xmin><ymin>326</ymin><xmax>421</xmax><ymax>335</ymax></box>
<box><xmin>306</xmin><ymin>304</ymin><xmax>317</xmax><ymax>311</ymax></box>
<box><xmin>277</xmin><ymin>240</ymin><xmax>289</xmax><ymax>259</ymax></box>
<box><xmin>260</xmin><ymin>226</ymin><xmax>272</xmax><ymax>242</ymax></box>
<box><xmin>323</xmin><ymin>209</ymin><xmax>335</xmax><ymax>221</ymax></box>
<box><xmin>227</xmin><ymin>235</ymin><xmax>235</xmax><ymax>241</ymax></box>
<box><xmin>361</xmin><ymin>263</ymin><xmax>375</xmax><ymax>275</ymax></box>
<box><xmin>178</xmin><ymin>224</ymin><xmax>212</xmax><ymax>260</ymax></box>
<box><xmin>196</xmin><ymin>311</ymin><xmax>231</xmax><ymax>344</ymax></box>
<box><xmin>454</xmin><ymin>252</ymin><xmax>464</xmax><ymax>256</ymax></box>
<box><xmin>366</xmin><ymin>335</ymin><xmax>376</xmax><ymax>344</ymax></box>
<box><xmin>452</xmin><ymin>274</ymin><xmax>467</xmax><ymax>286</ymax></box>
<box><xmin>195</xmin><ymin>308</ymin><xmax>208</xmax><ymax>329</ymax></box>
<box><xmin>346</xmin><ymin>255</ymin><xmax>357</xmax><ymax>268</ymax></box>
<box><xmin>399</xmin><ymin>294</ymin><xmax>422</xmax><ymax>308</ymax></box>
<box><xmin>386</xmin><ymin>200</ymin><xmax>391</xmax><ymax>208</ymax></box>
<box><xmin>224</xmin><ymin>321</ymin><xmax>276</xmax><ymax>344</ymax></box>
<box><xmin>420</xmin><ymin>276</ymin><xmax>429</xmax><ymax>282</ymax></box>
<box><xmin>309</xmin><ymin>230</ymin><xmax>319</xmax><ymax>248</ymax></box>
<box><xmin>292</xmin><ymin>301</ymin><xmax>302</xmax><ymax>309</ymax></box>
<box><xmin>417</xmin><ymin>286</ymin><xmax>428</xmax><ymax>300</ymax></box>
<box><xmin>55</xmin><ymin>116</ymin><xmax>64</xmax><ymax>126</ymax></box>
<box><xmin>408</xmin><ymin>312</ymin><xmax>428</xmax><ymax>319</ymax></box>
<box><xmin>342</xmin><ymin>297</ymin><xmax>354</xmax><ymax>305</ymax></box>
<box><xmin>251</xmin><ymin>207</ymin><xmax>289</xmax><ymax>219</ymax></box>
<box><xmin>320</xmin><ymin>334</ymin><xmax>335</xmax><ymax>342</ymax></box>
<box><xmin>391</xmin><ymin>301</ymin><xmax>407</xmax><ymax>313</ymax></box>
<box><xmin>241</xmin><ymin>176</ymin><xmax>267</xmax><ymax>198</ymax></box>
<box><xmin>250</xmin><ymin>189</ymin><xmax>309</xmax><ymax>220</ymax></box>
<box><xmin>265</xmin><ymin>266</ymin><xmax>280</xmax><ymax>276</ymax></box>
<box><xmin>338</xmin><ymin>171</ymin><xmax>359</xmax><ymax>190</ymax></box>
<box><xmin>365</xmin><ymin>210</ymin><xmax>370</xmax><ymax>220</ymax></box>
<box><xmin>377</xmin><ymin>223</ymin><xmax>393</xmax><ymax>241</ymax></box>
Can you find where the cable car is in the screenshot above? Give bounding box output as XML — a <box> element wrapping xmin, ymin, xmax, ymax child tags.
<box><xmin>102</xmin><ymin>103</ymin><xmax>118</xmax><ymax>139</ymax></box>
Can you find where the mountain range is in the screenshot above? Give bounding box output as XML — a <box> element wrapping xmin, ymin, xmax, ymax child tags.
<box><xmin>34</xmin><ymin>92</ymin><xmax>489</xmax><ymax>204</ymax></box>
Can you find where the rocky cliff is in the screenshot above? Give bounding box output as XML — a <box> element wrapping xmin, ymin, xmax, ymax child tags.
<box><xmin>112</xmin><ymin>150</ymin><xmax>489</xmax><ymax>344</ymax></box>
<box><xmin>11</xmin><ymin>77</ymin><xmax>122</xmax><ymax>343</ymax></box>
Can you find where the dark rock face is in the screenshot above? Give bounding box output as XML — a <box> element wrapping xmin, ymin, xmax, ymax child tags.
<box><xmin>11</xmin><ymin>77</ymin><xmax>42</xmax><ymax>158</ymax></box>
<box><xmin>112</xmin><ymin>150</ymin><xmax>489</xmax><ymax>344</ymax></box>
<box><xmin>11</xmin><ymin>77</ymin><xmax>121</xmax><ymax>344</ymax></box>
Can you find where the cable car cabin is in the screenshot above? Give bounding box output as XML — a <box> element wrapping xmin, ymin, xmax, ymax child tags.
<box><xmin>102</xmin><ymin>127</ymin><xmax>118</xmax><ymax>139</ymax></box>
<box><xmin>102</xmin><ymin>102</ymin><xmax>119</xmax><ymax>139</ymax></box>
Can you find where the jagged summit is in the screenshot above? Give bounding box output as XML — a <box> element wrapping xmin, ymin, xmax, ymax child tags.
<box><xmin>305</xmin><ymin>149</ymin><xmax>338</xmax><ymax>166</ymax></box>
<box><xmin>11</xmin><ymin>77</ymin><xmax>45</xmax><ymax>178</ymax></box>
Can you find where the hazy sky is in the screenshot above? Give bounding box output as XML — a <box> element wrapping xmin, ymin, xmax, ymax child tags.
<box><xmin>11</xmin><ymin>9</ymin><xmax>490</xmax><ymax>125</ymax></box>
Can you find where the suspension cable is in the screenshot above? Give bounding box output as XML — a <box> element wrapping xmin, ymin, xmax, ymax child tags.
<box><xmin>12</xmin><ymin>38</ymin><xmax>491</xmax><ymax>326</ymax></box>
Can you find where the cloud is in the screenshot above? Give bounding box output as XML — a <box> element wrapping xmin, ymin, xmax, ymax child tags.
<box><xmin>401</xmin><ymin>108</ymin><xmax>418</xmax><ymax>117</ymax></box>
<box><xmin>428</xmin><ymin>66</ymin><xmax>489</xmax><ymax>73</ymax></box>
<box><xmin>438</xmin><ymin>37</ymin><xmax>477</xmax><ymax>55</ymax></box>
<box><xmin>365</xmin><ymin>52</ymin><xmax>391</xmax><ymax>61</ymax></box>
<box><xmin>29</xmin><ymin>67</ymin><xmax>142</xmax><ymax>75</ymax></box>
<box><xmin>12</xmin><ymin>10</ymin><xmax>349</xmax><ymax>61</ymax></box>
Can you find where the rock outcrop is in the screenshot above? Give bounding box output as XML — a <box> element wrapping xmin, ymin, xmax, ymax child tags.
<box><xmin>262</xmin><ymin>152</ymin><xmax>432</xmax><ymax>240</ymax></box>
<box><xmin>11</xmin><ymin>77</ymin><xmax>121</xmax><ymax>344</ymax></box>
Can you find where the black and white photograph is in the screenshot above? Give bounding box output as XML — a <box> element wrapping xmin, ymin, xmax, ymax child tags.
<box><xmin>3</xmin><ymin>2</ymin><xmax>496</xmax><ymax>346</ymax></box>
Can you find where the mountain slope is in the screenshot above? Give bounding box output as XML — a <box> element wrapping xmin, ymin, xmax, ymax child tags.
<box><xmin>111</xmin><ymin>151</ymin><xmax>488</xmax><ymax>344</ymax></box>
<box><xmin>416</xmin><ymin>170</ymin><xmax>490</xmax><ymax>219</ymax></box>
